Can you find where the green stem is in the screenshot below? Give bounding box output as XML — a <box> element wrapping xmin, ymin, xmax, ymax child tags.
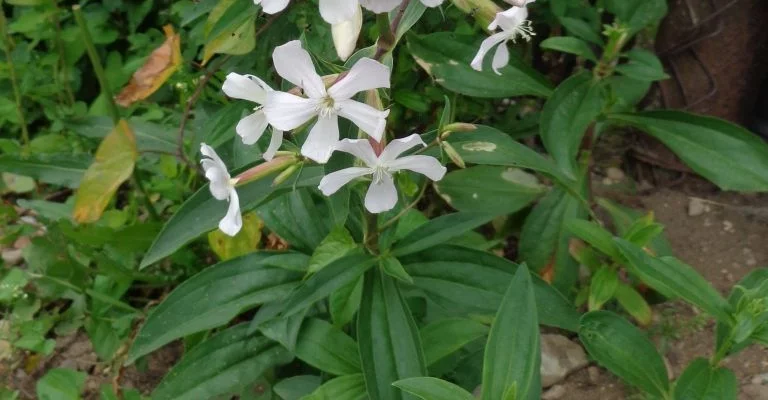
<box><xmin>0</xmin><ymin>3</ymin><xmax>30</xmax><ymax>148</ymax></box>
<box><xmin>133</xmin><ymin>171</ymin><xmax>159</xmax><ymax>221</ymax></box>
<box><xmin>364</xmin><ymin>211</ymin><xmax>380</xmax><ymax>254</ymax></box>
<box><xmin>72</xmin><ymin>4</ymin><xmax>120</xmax><ymax>123</ymax></box>
<box><xmin>50</xmin><ymin>0</ymin><xmax>75</xmax><ymax>105</ymax></box>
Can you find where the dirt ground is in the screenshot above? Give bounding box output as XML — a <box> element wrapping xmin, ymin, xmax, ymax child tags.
<box><xmin>558</xmin><ymin>187</ymin><xmax>768</xmax><ymax>400</ymax></box>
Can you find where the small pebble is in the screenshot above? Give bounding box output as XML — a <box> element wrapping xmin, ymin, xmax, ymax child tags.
<box><xmin>587</xmin><ymin>366</ymin><xmax>600</xmax><ymax>384</ymax></box>
<box><xmin>688</xmin><ymin>197</ymin><xmax>708</xmax><ymax>217</ymax></box>
<box><xmin>542</xmin><ymin>385</ymin><xmax>566</xmax><ymax>400</ymax></box>
<box><xmin>606</xmin><ymin>167</ymin><xmax>625</xmax><ymax>181</ymax></box>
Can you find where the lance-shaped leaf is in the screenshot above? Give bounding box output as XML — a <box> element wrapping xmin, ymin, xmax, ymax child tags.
<box><xmin>394</xmin><ymin>377</ymin><xmax>476</xmax><ymax>400</ymax></box>
<box><xmin>435</xmin><ymin>166</ymin><xmax>545</xmax><ymax>214</ymax></box>
<box><xmin>0</xmin><ymin>153</ymin><xmax>90</xmax><ymax>188</ymax></box>
<box><xmin>392</xmin><ymin>212</ymin><xmax>494</xmax><ymax>257</ymax></box>
<box><xmin>295</xmin><ymin>318</ymin><xmax>361</xmax><ymax>376</ymax></box>
<box><xmin>72</xmin><ymin>119</ymin><xmax>137</xmax><ymax>223</ymax></box>
<box><xmin>673</xmin><ymin>358</ymin><xmax>737</xmax><ymax>400</ymax></box>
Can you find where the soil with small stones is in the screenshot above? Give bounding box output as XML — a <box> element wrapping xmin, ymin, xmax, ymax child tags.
<box><xmin>558</xmin><ymin>188</ymin><xmax>768</xmax><ymax>400</ymax></box>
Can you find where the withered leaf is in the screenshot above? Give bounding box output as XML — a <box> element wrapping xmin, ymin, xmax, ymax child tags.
<box><xmin>115</xmin><ymin>25</ymin><xmax>181</xmax><ymax>107</ymax></box>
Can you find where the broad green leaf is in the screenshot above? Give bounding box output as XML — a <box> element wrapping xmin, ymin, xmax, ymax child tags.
<box><xmin>519</xmin><ymin>187</ymin><xmax>586</xmax><ymax>292</ymax></box>
<box><xmin>308</xmin><ymin>226</ymin><xmax>357</xmax><ymax>275</ymax></box>
<box><xmin>401</xmin><ymin>245</ymin><xmax>580</xmax><ymax>332</ymax></box>
<box><xmin>259</xmin><ymin>189</ymin><xmax>331</xmax><ymax>254</ymax></box>
<box><xmin>566</xmin><ymin>219</ymin><xmax>621</xmax><ymax>260</ymax></box>
<box><xmin>605</xmin><ymin>0</ymin><xmax>668</xmax><ymax>35</ymax></box>
<box><xmin>36</xmin><ymin>368</ymin><xmax>87</xmax><ymax>400</ymax></box>
<box><xmin>615</xmin><ymin>239</ymin><xmax>732</xmax><ymax>323</ymax></box>
<box><xmin>274</xmin><ymin>376</ymin><xmax>322</xmax><ymax>400</ymax></box>
<box><xmin>420</xmin><ymin>318</ymin><xmax>489</xmax><ymax>367</ymax></box>
<box><xmin>259</xmin><ymin>309</ymin><xmax>306</xmax><ymax>352</ymax></box>
<box><xmin>673</xmin><ymin>358</ymin><xmax>737</xmax><ymax>400</ymax></box>
<box><xmin>540</xmin><ymin>72</ymin><xmax>604</xmax><ymax>177</ymax></box>
<box><xmin>128</xmin><ymin>252</ymin><xmax>306</xmax><ymax>363</ymax></box>
<box><xmin>407</xmin><ymin>33</ymin><xmax>553</xmax><ymax>98</ymax></box>
<box><xmin>481</xmin><ymin>266</ymin><xmax>541</xmax><ymax>400</ymax></box>
<box><xmin>0</xmin><ymin>154</ymin><xmax>89</xmax><ymax>188</ymax></box>
<box><xmin>281</xmin><ymin>252</ymin><xmax>376</xmax><ymax>317</ymax></box>
<box><xmin>607</xmin><ymin>111</ymin><xmax>768</xmax><ymax>191</ymax></box>
<box><xmin>301</xmin><ymin>374</ymin><xmax>367</xmax><ymax>400</ymax></box>
<box><xmin>616</xmin><ymin>49</ymin><xmax>669</xmax><ymax>82</ymax></box>
<box><xmin>391</xmin><ymin>213</ymin><xmax>494</xmax><ymax>257</ymax></box>
<box><xmin>72</xmin><ymin>120</ymin><xmax>137</xmax><ymax>223</ymax></box>
<box><xmin>358</xmin><ymin>270</ymin><xmax>427</xmax><ymax>400</ymax></box>
<box><xmin>67</xmin><ymin>116</ymin><xmax>177</xmax><ymax>154</ymax></box>
<box><xmin>380</xmin><ymin>255</ymin><xmax>413</xmax><ymax>284</ymax></box>
<box><xmin>559</xmin><ymin>17</ymin><xmax>603</xmax><ymax>45</ymax></box>
<box><xmin>615</xmin><ymin>283</ymin><xmax>652</xmax><ymax>326</ymax></box>
<box><xmin>393</xmin><ymin>377</ymin><xmax>475</xmax><ymax>400</ymax></box>
<box><xmin>597</xmin><ymin>198</ymin><xmax>673</xmax><ymax>256</ymax></box>
<box><xmin>202</xmin><ymin>0</ymin><xmax>257</xmax><ymax>64</ymax></box>
<box><xmin>295</xmin><ymin>318</ymin><xmax>361</xmax><ymax>376</ymax></box>
<box><xmin>140</xmin><ymin>166</ymin><xmax>324</xmax><ymax>268</ymax></box>
<box><xmin>540</xmin><ymin>36</ymin><xmax>598</xmax><ymax>61</ymax></box>
<box><xmin>579</xmin><ymin>311</ymin><xmax>670</xmax><ymax>398</ymax></box>
<box><xmin>444</xmin><ymin>125</ymin><xmax>575</xmax><ymax>190</ymax></box>
<box><xmin>329</xmin><ymin>275</ymin><xmax>363</xmax><ymax>328</ymax></box>
<box><xmin>0</xmin><ymin>268</ymin><xmax>28</xmax><ymax>303</ymax></box>
<box><xmin>588</xmin><ymin>267</ymin><xmax>619</xmax><ymax>310</ymax></box>
<box><xmin>152</xmin><ymin>324</ymin><xmax>292</xmax><ymax>400</ymax></box>
<box><xmin>434</xmin><ymin>166</ymin><xmax>545</xmax><ymax>214</ymax></box>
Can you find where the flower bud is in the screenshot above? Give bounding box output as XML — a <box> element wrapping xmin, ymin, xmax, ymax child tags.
<box><xmin>272</xmin><ymin>163</ymin><xmax>301</xmax><ymax>186</ymax></box>
<box><xmin>332</xmin><ymin>5</ymin><xmax>363</xmax><ymax>61</ymax></box>
<box><xmin>440</xmin><ymin>122</ymin><xmax>477</xmax><ymax>139</ymax></box>
<box><xmin>451</xmin><ymin>0</ymin><xmax>502</xmax><ymax>28</ymax></box>
<box><xmin>442</xmin><ymin>141</ymin><xmax>466</xmax><ymax>168</ymax></box>
<box><xmin>233</xmin><ymin>155</ymin><xmax>298</xmax><ymax>186</ymax></box>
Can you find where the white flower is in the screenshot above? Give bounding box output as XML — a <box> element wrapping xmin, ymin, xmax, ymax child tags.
<box><xmin>332</xmin><ymin>5</ymin><xmax>363</xmax><ymax>61</ymax></box>
<box><xmin>253</xmin><ymin>0</ymin><xmax>290</xmax><ymax>14</ymax></box>
<box><xmin>264</xmin><ymin>40</ymin><xmax>391</xmax><ymax>163</ymax></box>
<box><xmin>200</xmin><ymin>144</ymin><xmax>242</xmax><ymax>236</ymax></box>
<box><xmin>321</xmin><ymin>0</ymin><xmax>444</xmax><ymax>24</ymax></box>
<box><xmin>222</xmin><ymin>73</ymin><xmax>284</xmax><ymax>161</ymax></box>
<box><xmin>318</xmin><ymin>134</ymin><xmax>446</xmax><ymax>213</ymax></box>
<box><xmin>470</xmin><ymin>3</ymin><xmax>536</xmax><ymax>75</ymax></box>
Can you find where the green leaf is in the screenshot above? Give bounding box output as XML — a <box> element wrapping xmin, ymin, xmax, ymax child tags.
<box><xmin>565</xmin><ymin>219</ymin><xmax>621</xmax><ymax>260</ymax></box>
<box><xmin>605</xmin><ymin>0</ymin><xmax>668</xmax><ymax>35</ymax></box>
<box><xmin>673</xmin><ymin>358</ymin><xmax>737</xmax><ymax>400</ymax></box>
<box><xmin>597</xmin><ymin>198</ymin><xmax>673</xmax><ymax>256</ymax></box>
<box><xmin>152</xmin><ymin>324</ymin><xmax>293</xmax><ymax>400</ymax></box>
<box><xmin>128</xmin><ymin>253</ymin><xmax>306</xmax><ymax>363</ymax></box>
<box><xmin>380</xmin><ymin>255</ymin><xmax>414</xmax><ymax>284</ymax></box>
<box><xmin>308</xmin><ymin>226</ymin><xmax>357</xmax><ymax>275</ymax></box>
<box><xmin>393</xmin><ymin>377</ymin><xmax>476</xmax><ymax>400</ymax></box>
<box><xmin>616</xmin><ymin>49</ymin><xmax>669</xmax><ymax>81</ymax></box>
<box><xmin>434</xmin><ymin>166</ymin><xmax>545</xmax><ymax>214</ymax></box>
<box><xmin>329</xmin><ymin>276</ymin><xmax>363</xmax><ymax>328</ymax></box>
<box><xmin>407</xmin><ymin>33</ymin><xmax>553</xmax><ymax>98</ymax></box>
<box><xmin>301</xmin><ymin>374</ymin><xmax>367</xmax><ymax>400</ymax></box>
<box><xmin>258</xmin><ymin>309</ymin><xmax>307</xmax><ymax>352</ymax></box>
<box><xmin>391</xmin><ymin>212</ymin><xmax>493</xmax><ymax>257</ymax></box>
<box><xmin>614</xmin><ymin>283</ymin><xmax>652</xmax><ymax>326</ymax></box>
<box><xmin>140</xmin><ymin>167</ymin><xmax>324</xmax><ymax>268</ymax></box>
<box><xmin>274</xmin><ymin>376</ymin><xmax>322</xmax><ymax>400</ymax></box>
<box><xmin>202</xmin><ymin>0</ymin><xmax>257</xmax><ymax>63</ymax></box>
<box><xmin>716</xmin><ymin>268</ymin><xmax>768</xmax><ymax>353</ymax></box>
<box><xmin>615</xmin><ymin>239</ymin><xmax>732</xmax><ymax>323</ymax></box>
<box><xmin>281</xmin><ymin>252</ymin><xmax>376</xmax><ymax>317</ymax></box>
<box><xmin>295</xmin><ymin>318</ymin><xmax>361</xmax><ymax>376</ymax></box>
<box><xmin>0</xmin><ymin>268</ymin><xmax>28</xmax><ymax>304</ymax></box>
<box><xmin>36</xmin><ymin>368</ymin><xmax>87</xmax><ymax>400</ymax></box>
<box><xmin>393</xmin><ymin>0</ymin><xmax>426</xmax><ymax>42</ymax></box>
<box><xmin>259</xmin><ymin>189</ymin><xmax>331</xmax><ymax>254</ymax></box>
<box><xmin>0</xmin><ymin>154</ymin><xmax>90</xmax><ymax>188</ymax></box>
<box><xmin>481</xmin><ymin>266</ymin><xmax>541</xmax><ymax>400</ymax></box>
<box><xmin>358</xmin><ymin>270</ymin><xmax>427</xmax><ymax>400</ymax></box>
<box><xmin>579</xmin><ymin>311</ymin><xmax>670</xmax><ymax>397</ymax></box>
<box><xmin>420</xmin><ymin>318</ymin><xmax>489</xmax><ymax>367</ymax></box>
<box><xmin>559</xmin><ymin>17</ymin><xmax>603</xmax><ymax>45</ymax></box>
<box><xmin>67</xmin><ymin>116</ymin><xmax>177</xmax><ymax>154</ymax></box>
<box><xmin>608</xmin><ymin>111</ymin><xmax>768</xmax><ymax>191</ymax></box>
<box><xmin>589</xmin><ymin>267</ymin><xmax>619</xmax><ymax>310</ymax></box>
<box><xmin>401</xmin><ymin>245</ymin><xmax>580</xmax><ymax>332</ymax></box>
<box><xmin>540</xmin><ymin>36</ymin><xmax>598</xmax><ymax>61</ymax></box>
<box><xmin>540</xmin><ymin>72</ymin><xmax>605</xmax><ymax>177</ymax></box>
<box><xmin>519</xmin><ymin>187</ymin><xmax>586</xmax><ymax>292</ymax></box>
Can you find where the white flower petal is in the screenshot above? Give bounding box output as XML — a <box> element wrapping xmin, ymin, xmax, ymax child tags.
<box><xmin>421</xmin><ymin>0</ymin><xmax>444</xmax><ymax>6</ymax></box>
<box><xmin>378</xmin><ymin>134</ymin><xmax>426</xmax><ymax>163</ymax></box>
<box><xmin>388</xmin><ymin>155</ymin><xmax>447</xmax><ymax>181</ymax></box>
<box><xmin>491</xmin><ymin>7</ymin><xmax>528</xmax><ymax>31</ymax></box>
<box><xmin>364</xmin><ymin>174</ymin><xmax>398</xmax><ymax>213</ymax></box>
<box><xmin>272</xmin><ymin>40</ymin><xmax>326</xmax><ymax>99</ymax></box>
<box><xmin>333</xmin><ymin>138</ymin><xmax>379</xmax><ymax>167</ymax></box>
<box><xmin>222</xmin><ymin>73</ymin><xmax>270</xmax><ymax>104</ymax></box>
<box><xmin>263</xmin><ymin>129</ymin><xmax>284</xmax><ymax>161</ymax></box>
<box><xmin>359</xmin><ymin>0</ymin><xmax>401</xmax><ymax>13</ymax></box>
<box><xmin>318</xmin><ymin>167</ymin><xmax>372</xmax><ymax>195</ymax></box>
<box><xmin>219</xmin><ymin>188</ymin><xmax>243</xmax><ymax>236</ymax></box>
<box><xmin>336</xmin><ymin>99</ymin><xmax>389</xmax><ymax>142</ymax></box>
<box><xmin>264</xmin><ymin>91</ymin><xmax>318</xmax><ymax>131</ymax></box>
<box><xmin>301</xmin><ymin>115</ymin><xmax>340</xmax><ymax>163</ymax></box>
<box><xmin>255</xmin><ymin>0</ymin><xmax>290</xmax><ymax>13</ymax></box>
<box><xmin>491</xmin><ymin>42</ymin><xmax>510</xmax><ymax>75</ymax></box>
<box><xmin>328</xmin><ymin>58</ymin><xmax>391</xmax><ymax>100</ymax></box>
<box><xmin>470</xmin><ymin>32</ymin><xmax>509</xmax><ymax>71</ymax></box>
<box><xmin>236</xmin><ymin>110</ymin><xmax>269</xmax><ymax>145</ymax></box>
<box><xmin>332</xmin><ymin>5</ymin><xmax>363</xmax><ymax>61</ymax></box>
<box><xmin>319</xmin><ymin>0</ymin><xmax>359</xmax><ymax>24</ymax></box>
<box><xmin>200</xmin><ymin>143</ymin><xmax>231</xmax><ymax>200</ymax></box>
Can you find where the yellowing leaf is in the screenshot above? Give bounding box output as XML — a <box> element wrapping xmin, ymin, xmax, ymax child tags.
<box><xmin>115</xmin><ymin>25</ymin><xmax>181</xmax><ymax>107</ymax></box>
<box><xmin>72</xmin><ymin>120</ymin><xmax>137</xmax><ymax>223</ymax></box>
<box><xmin>207</xmin><ymin>213</ymin><xmax>263</xmax><ymax>261</ymax></box>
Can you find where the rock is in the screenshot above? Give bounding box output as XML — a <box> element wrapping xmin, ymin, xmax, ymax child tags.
<box><xmin>723</xmin><ymin>220</ymin><xmax>735</xmax><ymax>233</ymax></box>
<box><xmin>688</xmin><ymin>197</ymin><xmax>709</xmax><ymax>216</ymax></box>
<box><xmin>540</xmin><ymin>334</ymin><xmax>589</xmax><ymax>387</ymax></box>
<box><xmin>587</xmin><ymin>366</ymin><xmax>601</xmax><ymax>384</ymax></box>
<box><xmin>13</xmin><ymin>236</ymin><xmax>30</xmax><ymax>250</ymax></box>
<box><xmin>542</xmin><ymin>385</ymin><xmax>566</xmax><ymax>400</ymax></box>
<box><xmin>751</xmin><ymin>372</ymin><xmax>768</xmax><ymax>385</ymax></box>
<box><xmin>606</xmin><ymin>167</ymin><xmax>625</xmax><ymax>181</ymax></box>
<box><xmin>743</xmin><ymin>384</ymin><xmax>768</xmax><ymax>400</ymax></box>
<box><xmin>2</xmin><ymin>248</ymin><xmax>22</xmax><ymax>265</ymax></box>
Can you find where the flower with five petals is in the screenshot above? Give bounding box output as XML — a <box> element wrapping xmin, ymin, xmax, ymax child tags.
<box><xmin>318</xmin><ymin>134</ymin><xmax>446</xmax><ymax>213</ymax></box>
